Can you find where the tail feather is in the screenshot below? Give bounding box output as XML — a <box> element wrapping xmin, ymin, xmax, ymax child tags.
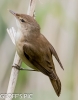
<box><xmin>49</xmin><ymin>75</ymin><xmax>61</xmax><ymax>96</ymax></box>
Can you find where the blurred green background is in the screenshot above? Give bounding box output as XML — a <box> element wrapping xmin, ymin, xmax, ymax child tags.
<box><xmin>0</xmin><ymin>0</ymin><xmax>78</xmax><ymax>100</ymax></box>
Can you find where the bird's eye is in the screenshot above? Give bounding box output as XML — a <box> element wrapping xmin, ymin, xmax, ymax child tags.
<box><xmin>20</xmin><ymin>19</ymin><xmax>25</xmax><ymax>22</ymax></box>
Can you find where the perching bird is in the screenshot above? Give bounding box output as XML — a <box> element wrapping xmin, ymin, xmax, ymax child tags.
<box><xmin>9</xmin><ymin>10</ymin><xmax>64</xmax><ymax>97</ymax></box>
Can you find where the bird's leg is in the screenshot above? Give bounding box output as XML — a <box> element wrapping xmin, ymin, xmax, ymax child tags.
<box><xmin>12</xmin><ymin>64</ymin><xmax>37</xmax><ymax>71</ymax></box>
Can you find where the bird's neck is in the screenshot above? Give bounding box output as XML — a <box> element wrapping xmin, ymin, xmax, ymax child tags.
<box><xmin>15</xmin><ymin>28</ymin><xmax>40</xmax><ymax>43</ymax></box>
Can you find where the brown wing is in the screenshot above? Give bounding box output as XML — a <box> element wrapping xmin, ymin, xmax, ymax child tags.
<box><xmin>23</xmin><ymin>43</ymin><xmax>61</xmax><ymax>96</ymax></box>
<box><xmin>23</xmin><ymin>42</ymin><xmax>57</xmax><ymax>80</ymax></box>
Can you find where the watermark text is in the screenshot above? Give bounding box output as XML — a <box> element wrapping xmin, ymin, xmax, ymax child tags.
<box><xmin>0</xmin><ymin>93</ymin><xmax>33</xmax><ymax>99</ymax></box>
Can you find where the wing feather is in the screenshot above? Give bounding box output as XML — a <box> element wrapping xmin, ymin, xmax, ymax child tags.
<box><xmin>23</xmin><ymin>44</ymin><xmax>57</xmax><ymax>80</ymax></box>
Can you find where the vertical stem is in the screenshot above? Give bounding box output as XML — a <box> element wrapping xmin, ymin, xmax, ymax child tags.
<box><xmin>27</xmin><ymin>0</ymin><xmax>37</xmax><ymax>16</ymax></box>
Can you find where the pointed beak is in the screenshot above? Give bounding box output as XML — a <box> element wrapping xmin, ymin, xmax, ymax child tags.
<box><xmin>9</xmin><ymin>10</ymin><xmax>16</xmax><ymax>16</ymax></box>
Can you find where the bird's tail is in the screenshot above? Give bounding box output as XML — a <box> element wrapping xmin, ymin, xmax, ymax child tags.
<box><xmin>49</xmin><ymin>74</ymin><xmax>61</xmax><ymax>97</ymax></box>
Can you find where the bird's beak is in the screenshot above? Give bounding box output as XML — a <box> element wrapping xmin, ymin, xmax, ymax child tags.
<box><xmin>9</xmin><ymin>10</ymin><xmax>16</xmax><ymax>16</ymax></box>
<box><xmin>9</xmin><ymin>10</ymin><xmax>21</xmax><ymax>28</ymax></box>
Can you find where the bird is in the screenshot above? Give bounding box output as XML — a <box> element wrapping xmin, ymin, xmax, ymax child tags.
<box><xmin>9</xmin><ymin>10</ymin><xmax>64</xmax><ymax>97</ymax></box>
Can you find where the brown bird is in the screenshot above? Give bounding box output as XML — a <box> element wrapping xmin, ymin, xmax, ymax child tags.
<box><xmin>9</xmin><ymin>10</ymin><xmax>64</xmax><ymax>97</ymax></box>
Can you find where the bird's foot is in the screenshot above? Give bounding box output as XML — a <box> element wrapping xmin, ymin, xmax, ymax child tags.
<box><xmin>12</xmin><ymin>64</ymin><xmax>37</xmax><ymax>71</ymax></box>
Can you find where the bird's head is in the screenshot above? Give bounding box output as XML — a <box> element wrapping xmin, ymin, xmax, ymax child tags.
<box><xmin>9</xmin><ymin>10</ymin><xmax>40</xmax><ymax>32</ymax></box>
